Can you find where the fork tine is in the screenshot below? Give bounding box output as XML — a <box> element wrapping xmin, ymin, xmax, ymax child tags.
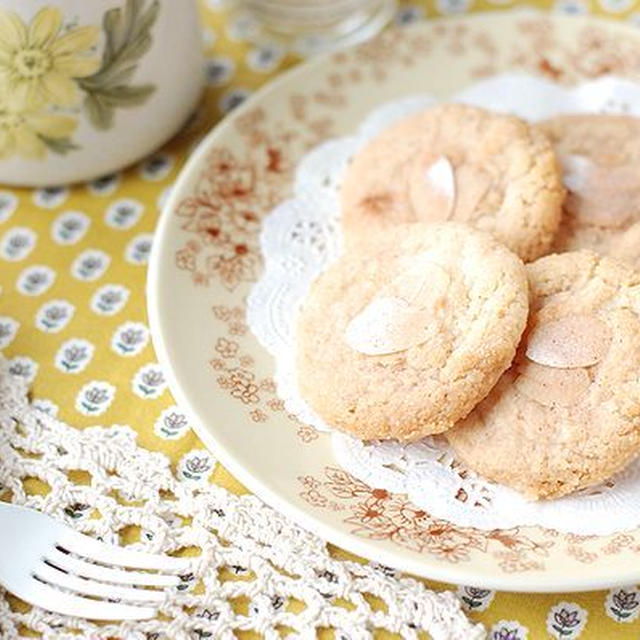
<box><xmin>16</xmin><ymin>580</ymin><xmax>156</xmax><ymax>620</ymax></box>
<box><xmin>46</xmin><ymin>548</ymin><xmax>182</xmax><ymax>587</ymax></box>
<box><xmin>56</xmin><ymin>529</ymin><xmax>191</xmax><ymax>572</ymax></box>
<box><xmin>34</xmin><ymin>562</ymin><xmax>166</xmax><ymax>604</ymax></box>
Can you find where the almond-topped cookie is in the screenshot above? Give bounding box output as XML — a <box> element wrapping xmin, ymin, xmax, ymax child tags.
<box><xmin>340</xmin><ymin>103</ymin><xmax>564</xmax><ymax>262</ymax></box>
<box><xmin>447</xmin><ymin>250</ymin><xmax>640</xmax><ymax>500</ymax></box>
<box><xmin>538</xmin><ymin>114</ymin><xmax>640</xmax><ymax>268</ymax></box>
<box><xmin>296</xmin><ymin>222</ymin><xmax>529</xmax><ymax>441</ymax></box>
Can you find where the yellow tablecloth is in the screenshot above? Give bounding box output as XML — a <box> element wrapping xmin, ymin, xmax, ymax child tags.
<box><xmin>2</xmin><ymin>1</ymin><xmax>640</xmax><ymax>638</ymax></box>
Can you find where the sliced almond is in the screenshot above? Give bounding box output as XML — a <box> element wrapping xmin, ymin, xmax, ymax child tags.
<box><xmin>561</xmin><ymin>154</ymin><xmax>640</xmax><ymax>228</ymax></box>
<box><xmin>345</xmin><ymin>260</ymin><xmax>450</xmax><ymax>356</ymax></box>
<box><xmin>514</xmin><ymin>359</ymin><xmax>591</xmax><ymax>407</ymax></box>
<box><xmin>426</xmin><ymin>156</ymin><xmax>456</xmax><ymax>203</ymax></box>
<box><xmin>409</xmin><ymin>154</ymin><xmax>455</xmax><ymax>220</ymax></box>
<box><xmin>449</xmin><ymin>163</ymin><xmax>493</xmax><ymax>222</ymax></box>
<box><xmin>345</xmin><ymin>297</ymin><xmax>433</xmax><ymax>355</ymax></box>
<box><xmin>525</xmin><ymin>315</ymin><xmax>611</xmax><ymax>369</ymax></box>
<box><xmin>560</xmin><ymin>154</ymin><xmax>592</xmax><ymax>193</ymax></box>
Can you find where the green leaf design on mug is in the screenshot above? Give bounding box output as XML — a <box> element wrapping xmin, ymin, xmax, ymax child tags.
<box><xmin>39</xmin><ymin>135</ymin><xmax>81</xmax><ymax>156</ymax></box>
<box><xmin>79</xmin><ymin>0</ymin><xmax>160</xmax><ymax>130</ymax></box>
<box><xmin>0</xmin><ymin>0</ymin><xmax>161</xmax><ymax>160</ymax></box>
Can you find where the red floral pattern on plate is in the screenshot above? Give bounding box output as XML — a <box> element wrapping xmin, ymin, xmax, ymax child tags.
<box><xmin>299</xmin><ymin>467</ymin><xmax>553</xmax><ymax>571</ymax></box>
<box><xmin>208</xmin><ymin>304</ymin><xmax>318</xmax><ymax>442</ymax></box>
<box><xmin>174</xmin><ymin>111</ymin><xmax>297</xmax><ymax>291</ymax></box>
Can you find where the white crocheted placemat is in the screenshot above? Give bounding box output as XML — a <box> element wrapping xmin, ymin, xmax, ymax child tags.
<box><xmin>0</xmin><ymin>359</ymin><xmax>483</xmax><ymax>639</ymax></box>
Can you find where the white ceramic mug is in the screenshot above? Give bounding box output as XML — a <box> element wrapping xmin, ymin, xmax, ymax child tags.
<box><xmin>0</xmin><ymin>0</ymin><xmax>204</xmax><ymax>186</ymax></box>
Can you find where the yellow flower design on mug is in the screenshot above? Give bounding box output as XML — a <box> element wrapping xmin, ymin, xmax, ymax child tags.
<box><xmin>0</xmin><ymin>7</ymin><xmax>99</xmax><ymax>110</ymax></box>
<box><xmin>0</xmin><ymin>0</ymin><xmax>159</xmax><ymax>160</ymax></box>
<box><xmin>0</xmin><ymin>102</ymin><xmax>76</xmax><ymax>159</ymax></box>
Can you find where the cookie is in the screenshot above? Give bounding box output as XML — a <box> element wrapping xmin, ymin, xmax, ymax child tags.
<box><xmin>296</xmin><ymin>222</ymin><xmax>529</xmax><ymax>441</ymax></box>
<box><xmin>537</xmin><ymin>114</ymin><xmax>640</xmax><ymax>269</ymax></box>
<box><xmin>446</xmin><ymin>250</ymin><xmax>640</xmax><ymax>500</ymax></box>
<box><xmin>341</xmin><ymin>103</ymin><xmax>564</xmax><ymax>262</ymax></box>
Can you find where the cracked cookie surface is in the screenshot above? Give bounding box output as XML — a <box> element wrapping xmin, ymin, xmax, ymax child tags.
<box><xmin>296</xmin><ymin>222</ymin><xmax>529</xmax><ymax>441</ymax></box>
<box><xmin>447</xmin><ymin>250</ymin><xmax>640</xmax><ymax>499</ymax></box>
<box><xmin>341</xmin><ymin>103</ymin><xmax>564</xmax><ymax>262</ymax></box>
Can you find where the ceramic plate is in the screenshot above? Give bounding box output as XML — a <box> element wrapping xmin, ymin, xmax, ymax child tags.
<box><xmin>148</xmin><ymin>12</ymin><xmax>640</xmax><ymax>591</ymax></box>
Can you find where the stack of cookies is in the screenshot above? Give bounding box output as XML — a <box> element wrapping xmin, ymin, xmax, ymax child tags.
<box><xmin>296</xmin><ymin>103</ymin><xmax>640</xmax><ymax>500</ymax></box>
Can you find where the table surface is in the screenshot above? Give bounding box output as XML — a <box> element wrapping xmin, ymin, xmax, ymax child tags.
<box><xmin>3</xmin><ymin>0</ymin><xmax>640</xmax><ymax>638</ymax></box>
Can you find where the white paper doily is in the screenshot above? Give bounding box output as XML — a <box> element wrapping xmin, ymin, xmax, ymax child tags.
<box><xmin>247</xmin><ymin>73</ymin><xmax>640</xmax><ymax>536</ymax></box>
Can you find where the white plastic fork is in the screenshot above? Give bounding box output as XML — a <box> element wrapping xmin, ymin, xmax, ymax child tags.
<box><xmin>0</xmin><ymin>502</ymin><xmax>192</xmax><ymax>620</ymax></box>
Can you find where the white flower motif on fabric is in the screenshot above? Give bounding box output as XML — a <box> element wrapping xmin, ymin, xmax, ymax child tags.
<box><xmin>0</xmin><ymin>191</ymin><xmax>17</xmax><ymax>223</ymax></box>
<box><xmin>219</xmin><ymin>87</ymin><xmax>252</xmax><ymax>114</ymax></box>
<box><xmin>605</xmin><ymin>587</ymin><xmax>640</xmax><ymax>623</ymax></box>
<box><xmin>0</xmin><ymin>361</ymin><xmax>482</xmax><ymax>639</ymax></box>
<box><xmin>111</xmin><ymin>321</ymin><xmax>149</xmax><ymax>356</ymax></box>
<box><xmin>16</xmin><ymin>265</ymin><xmax>56</xmax><ymax>296</ymax></box>
<box><xmin>0</xmin><ymin>227</ymin><xmax>37</xmax><ymax>261</ymax></box>
<box><xmin>395</xmin><ymin>5</ymin><xmax>425</xmax><ymax>26</ymax></box>
<box><xmin>546</xmin><ymin>602</ymin><xmax>588</xmax><ymax>639</ymax></box>
<box><xmin>177</xmin><ymin>449</ymin><xmax>217</xmax><ymax>483</ymax></box>
<box><xmin>154</xmin><ymin>405</ymin><xmax>192</xmax><ymax>440</ymax></box>
<box><xmin>489</xmin><ymin>620</ymin><xmax>529</xmax><ymax>640</ymax></box>
<box><xmin>436</xmin><ymin>0</ymin><xmax>472</xmax><ymax>14</ymax></box>
<box><xmin>90</xmin><ymin>284</ymin><xmax>130</xmax><ymax>316</ymax></box>
<box><xmin>457</xmin><ymin>586</ymin><xmax>496</xmax><ymax>612</ymax></box>
<box><xmin>247</xmin><ymin>74</ymin><xmax>640</xmax><ymax>536</ymax></box>
<box><xmin>75</xmin><ymin>380</ymin><xmax>116</xmax><ymax>416</ymax></box>
<box><xmin>7</xmin><ymin>356</ymin><xmax>38</xmax><ymax>384</ymax></box>
<box><xmin>62</xmin><ymin>502</ymin><xmax>93</xmax><ymax>522</ymax></box>
<box><xmin>86</xmin><ymin>173</ymin><xmax>121</xmax><ymax>196</ymax></box>
<box><xmin>0</xmin><ymin>316</ymin><xmax>19</xmax><ymax>349</ymax></box>
<box><xmin>32</xmin><ymin>186</ymin><xmax>68</xmax><ymax>209</ymax></box>
<box><xmin>104</xmin><ymin>198</ymin><xmax>144</xmax><ymax>230</ymax></box>
<box><xmin>71</xmin><ymin>249</ymin><xmax>111</xmax><ymax>282</ymax></box>
<box><xmin>246</xmin><ymin>43</ymin><xmax>284</xmax><ymax>73</ymax></box>
<box><xmin>35</xmin><ymin>300</ymin><xmax>75</xmax><ymax>333</ymax></box>
<box><xmin>132</xmin><ymin>363</ymin><xmax>167</xmax><ymax>399</ymax></box>
<box><xmin>204</xmin><ymin>55</ymin><xmax>236</xmax><ymax>86</ymax></box>
<box><xmin>249</xmin><ymin>593</ymin><xmax>286</xmax><ymax>618</ymax></box>
<box><xmin>554</xmin><ymin>0</ymin><xmax>589</xmax><ymax>13</ymax></box>
<box><xmin>125</xmin><ymin>233</ymin><xmax>154</xmax><ymax>265</ymax></box>
<box><xmin>139</xmin><ymin>153</ymin><xmax>174</xmax><ymax>181</ymax></box>
<box><xmin>55</xmin><ymin>339</ymin><xmax>95</xmax><ymax>375</ymax></box>
<box><xmin>51</xmin><ymin>211</ymin><xmax>90</xmax><ymax>245</ymax></box>
<box><xmin>31</xmin><ymin>397</ymin><xmax>59</xmax><ymax>417</ymax></box>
